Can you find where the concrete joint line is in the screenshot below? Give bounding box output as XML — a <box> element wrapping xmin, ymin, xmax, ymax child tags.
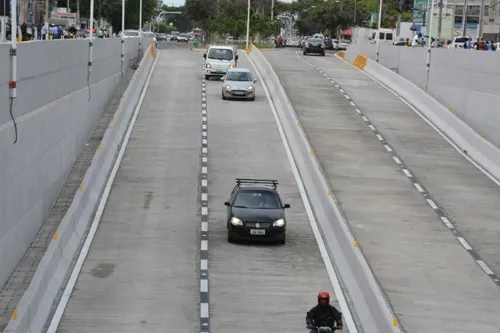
<box><xmin>309</xmin><ymin>52</ymin><xmax>500</xmax><ymax>292</ymax></box>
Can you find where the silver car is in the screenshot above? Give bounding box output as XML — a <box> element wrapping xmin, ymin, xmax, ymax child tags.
<box><xmin>221</xmin><ymin>68</ymin><xmax>257</xmax><ymax>101</ymax></box>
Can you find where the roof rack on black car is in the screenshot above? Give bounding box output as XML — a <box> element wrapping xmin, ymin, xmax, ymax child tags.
<box><xmin>235</xmin><ymin>178</ymin><xmax>279</xmax><ymax>189</ymax></box>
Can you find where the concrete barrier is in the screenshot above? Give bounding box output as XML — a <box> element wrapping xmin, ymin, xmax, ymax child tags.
<box><xmin>3</xmin><ymin>43</ymin><xmax>158</xmax><ymax>333</ymax></box>
<box><xmin>247</xmin><ymin>44</ymin><xmax>403</xmax><ymax>333</ymax></box>
<box><xmin>358</xmin><ymin>56</ymin><xmax>500</xmax><ymax>183</ymax></box>
<box><xmin>0</xmin><ymin>38</ymin><xmax>152</xmax><ymax>291</ymax></box>
<box><xmin>344</xmin><ymin>44</ymin><xmax>500</xmax><ymax>148</ymax></box>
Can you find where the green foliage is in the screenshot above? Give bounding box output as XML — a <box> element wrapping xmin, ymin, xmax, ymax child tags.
<box><xmin>160</xmin><ymin>5</ymin><xmax>192</xmax><ymax>32</ymax></box>
<box><xmin>155</xmin><ymin>22</ymin><xmax>177</xmax><ymax>33</ymax></box>
<box><xmin>69</xmin><ymin>0</ymin><xmax>158</xmax><ymax>32</ymax></box>
<box><xmin>185</xmin><ymin>0</ymin><xmax>280</xmax><ymax>40</ymax></box>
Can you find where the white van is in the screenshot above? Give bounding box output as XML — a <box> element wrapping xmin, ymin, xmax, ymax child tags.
<box><xmin>203</xmin><ymin>46</ymin><xmax>239</xmax><ymax>80</ymax></box>
<box><xmin>369</xmin><ymin>29</ymin><xmax>395</xmax><ymax>45</ymax></box>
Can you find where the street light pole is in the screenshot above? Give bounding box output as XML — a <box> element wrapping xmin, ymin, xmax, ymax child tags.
<box><xmin>139</xmin><ymin>0</ymin><xmax>143</xmax><ymax>57</ymax></box>
<box><xmin>121</xmin><ymin>0</ymin><xmax>125</xmax><ymax>77</ymax></box>
<box><xmin>88</xmin><ymin>0</ymin><xmax>95</xmax><ymax>80</ymax></box>
<box><xmin>45</xmin><ymin>0</ymin><xmax>49</xmax><ymax>39</ymax></box>
<box><xmin>271</xmin><ymin>0</ymin><xmax>274</xmax><ymax>20</ymax></box>
<box><xmin>478</xmin><ymin>0</ymin><xmax>485</xmax><ymax>38</ymax></box>
<box><xmin>245</xmin><ymin>0</ymin><xmax>250</xmax><ymax>49</ymax></box>
<box><xmin>425</xmin><ymin>0</ymin><xmax>436</xmax><ymax>91</ymax></box>
<box><xmin>462</xmin><ymin>0</ymin><xmax>468</xmax><ymax>36</ymax></box>
<box><xmin>375</xmin><ymin>0</ymin><xmax>383</xmax><ymax>62</ymax></box>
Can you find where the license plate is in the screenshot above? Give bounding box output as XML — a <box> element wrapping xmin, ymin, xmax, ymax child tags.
<box><xmin>250</xmin><ymin>229</ymin><xmax>266</xmax><ymax>235</ymax></box>
<box><xmin>234</xmin><ymin>91</ymin><xmax>244</xmax><ymax>95</ymax></box>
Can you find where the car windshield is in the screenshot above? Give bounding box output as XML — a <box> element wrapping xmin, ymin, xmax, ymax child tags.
<box><xmin>124</xmin><ymin>31</ymin><xmax>139</xmax><ymax>36</ymax></box>
<box><xmin>454</xmin><ymin>37</ymin><xmax>469</xmax><ymax>43</ymax></box>
<box><xmin>233</xmin><ymin>190</ymin><xmax>281</xmax><ymax>209</ymax></box>
<box><xmin>307</xmin><ymin>38</ymin><xmax>321</xmax><ymax>43</ymax></box>
<box><xmin>226</xmin><ymin>71</ymin><xmax>252</xmax><ymax>81</ymax></box>
<box><xmin>208</xmin><ymin>48</ymin><xmax>234</xmax><ymax>60</ymax></box>
<box><xmin>180</xmin><ymin>34</ymin><xmax>188</xmax><ymax>38</ymax></box>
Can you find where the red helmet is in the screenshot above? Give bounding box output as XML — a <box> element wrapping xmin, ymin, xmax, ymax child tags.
<box><xmin>317</xmin><ymin>291</ymin><xmax>330</xmax><ymax>300</ymax></box>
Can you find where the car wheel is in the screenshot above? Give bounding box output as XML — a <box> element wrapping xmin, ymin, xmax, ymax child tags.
<box><xmin>205</xmin><ymin>75</ymin><xmax>210</xmax><ymax>80</ymax></box>
<box><xmin>249</xmin><ymin>96</ymin><xmax>255</xmax><ymax>101</ymax></box>
<box><xmin>278</xmin><ymin>238</ymin><xmax>286</xmax><ymax>245</ymax></box>
<box><xmin>321</xmin><ymin>51</ymin><xmax>325</xmax><ymax>56</ymax></box>
<box><xmin>228</xmin><ymin>234</ymin><xmax>235</xmax><ymax>243</ymax></box>
<box><xmin>222</xmin><ymin>92</ymin><xmax>226</xmax><ymax>100</ymax></box>
<box><xmin>303</xmin><ymin>51</ymin><xmax>307</xmax><ymax>55</ymax></box>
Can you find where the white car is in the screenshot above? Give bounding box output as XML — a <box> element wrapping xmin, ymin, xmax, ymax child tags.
<box><xmin>177</xmin><ymin>34</ymin><xmax>189</xmax><ymax>43</ymax></box>
<box><xmin>203</xmin><ymin>45</ymin><xmax>239</xmax><ymax>80</ymax></box>
<box><xmin>286</xmin><ymin>37</ymin><xmax>301</xmax><ymax>47</ymax></box>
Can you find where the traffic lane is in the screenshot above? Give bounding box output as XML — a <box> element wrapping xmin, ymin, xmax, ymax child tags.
<box><xmin>56</xmin><ymin>49</ymin><xmax>201</xmax><ymax>332</ymax></box>
<box><xmin>307</xmin><ymin>52</ymin><xmax>500</xmax><ymax>276</ymax></box>
<box><xmin>205</xmin><ymin>55</ymin><xmax>349</xmax><ymax>333</ymax></box>
<box><xmin>263</xmin><ymin>49</ymin><xmax>500</xmax><ymax>333</ymax></box>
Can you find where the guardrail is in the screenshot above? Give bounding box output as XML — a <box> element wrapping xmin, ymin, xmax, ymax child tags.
<box><xmin>246</xmin><ymin>44</ymin><xmax>403</xmax><ymax>333</ymax></box>
<box><xmin>346</xmin><ymin>53</ymin><xmax>500</xmax><ymax>184</ymax></box>
<box><xmin>3</xmin><ymin>43</ymin><xmax>158</xmax><ymax>333</ymax></box>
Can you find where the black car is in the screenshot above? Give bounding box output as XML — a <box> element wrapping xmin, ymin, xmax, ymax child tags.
<box><xmin>324</xmin><ymin>38</ymin><xmax>334</xmax><ymax>50</ymax></box>
<box><xmin>303</xmin><ymin>38</ymin><xmax>325</xmax><ymax>56</ymax></box>
<box><xmin>170</xmin><ymin>36</ymin><xmax>178</xmax><ymax>41</ymax></box>
<box><xmin>224</xmin><ymin>179</ymin><xmax>290</xmax><ymax>244</ymax></box>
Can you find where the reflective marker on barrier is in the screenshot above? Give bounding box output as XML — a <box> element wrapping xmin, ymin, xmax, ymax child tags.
<box><xmin>327</xmin><ymin>189</ymin><xmax>333</xmax><ymax>196</ymax></box>
<box><xmin>79</xmin><ymin>183</ymin><xmax>83</xmax><ymax>191</ymax></box>
<box><xmin>122</xmin><ymin>93</ymin><xmax>126</xmax><ymax>99</ymax></box>
<box><xmin>53</xmin><ymin>232</ymin><xmax>58</xmax><ymax>240</ymax></box>
<box><xmin>12</xmin><ymin>309</ymin><xmax>17</xmax><ymax>320</ymax></box>
<box><xmin>297</xmin><ymin>121</ymin><xmax>301</xmax><ymax>127</ymax></box>
<box><xmin>310</xmin><ymin>150</ymin><xmax>315</xmax><ymax>156</ymax></box>
<box><xmin>353</xmin><ymin>240</ymin><xmax>359</xmax><ymax>247</ymax></box>
<box><xmin>97</xmin><ymin>144</ymin><xmax>102</xmax><ymax>150</ymax></box>
<box><xmin>112</xmin><ymin>115</ymin><xmax>115</xmax><ymax>121</ymax></box>
<box><xmin>393</xmin><ymin>318</ymin><xmax>398</xmax><ymax>326</ymax></box>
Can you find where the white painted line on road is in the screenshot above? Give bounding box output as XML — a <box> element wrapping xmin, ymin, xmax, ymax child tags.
<box><xmin>335</xmin><ymin>84</ymin><xmax>340</xmax><ymax>88</ymax></box>
<box><xmin>477</xmin><ymin>260</ymin><xmax>494</xmax><ymax>275</ymax></box>
<box><xmin>247</xmin><ymin>53</ymin><xmax>358</xmax><ymax>333</ymax></box>
<box><xmin>426</xmin><ymin>199</ymin><xmax>438</xmax><ymax>210</ymax></box>
<box><xmin>344</xmin><ymin>95</ymin><xmax>351</xmax><ymax>100</ymax></box>
<box><xmin>200</xmin><ymin>279</ymin><xmax>208</xmax><ymax>292</ymax></box>
<box><xmin>202</xmin><ymin>193</ymin><xmax>208</xmax><ymax>201</ymax></box>
<box><xmin>392</xmin><ymin>156</ymin><xmax>402</xmax><ymax>165</ymax></box>
<box><xmin>200</xmin><ymin>303</ymin><xmax>209</xmax><ymax>318</ymax></box>
<box><xmin>339</xmin><ymin>89</ymin><xmax>345</xmax><ymax>93</ymax></box>
<box><xmin>402</xmin><ymin>169</ymin><xmax>412</xmax><ymax>178</ymax></box>
<box><xmin>201</xmin><ymin>222</ymin><xmax>208</xmax><ymax>232</ymax></box>
<box><xmin>202</xmin><ymin>124</ymin><xmax>207</xmax><ymax>130</ymax></box>
<box><xmin>202</xmin><ymin>166</ymin><xmax>207</xmax><ymax>174</ymax></box>
<box><xmin>202</xmin><ymin>116</ymin><xmax>207</xmax><ymax>122</ymax></box>
<box><xmin>202</xmin><ymin>139</ymin><xmax>207</xmax><ymax>145</ymax></box>
<box><xmin>201</xmin><ymin>240</ymin><xmax>208</xmax><ymax>251</ymax></box>
<box><xmin>376</xmin><ymin>134</ymin><xmax>384</xmax><ymax>141</ymax></box>
<box><xmin>457</xmin><ymin>237</ymin><xmax>472</xmax><ymax>250</ymax></box>
<box><xmin>368</xmin><ymin>124</ymin><xmax>376</xmax><ymax>131</ymax></box>
<box><xmin>46</xmin><ymin>48</ymin><xmax>161</xmax><ymax>333</ymax></box>
<box><xmin>362</xmin><ymin>116</ymin><xmax>369</xmax><ymax>122</ymax></box>
<box><xmin>202</xmin><ymin>179</ymin><xmax>207</xmax><ymax>187</ymax></box>
<box><xmin>202</xmin><ymin>147</ymin><xmax>208</xmax><ymax>153</ymax></box>
<box><xmin>202</xmin><ymin>157</ymin><xmax>208</xmax><ymax>163</ymax></box>
<box><xmin>350</xmin><ymin>101</ymin><xmax>356</xmax><ymax>106</ymax></box>
<box><xmin>201</xmin><ymin>259</ymin><xmax>208</xmax><ymax>270</ymax></box>
<box><xmin>413</xmin><ymin>183</ymin><xmax>424</xmax><ymax>193</ymax></box>
<box><xmin>440</xmin><ymin>217</ymin><xmax>454</xmax><ymax>228</ymax></box>
<box><xmin>355</xmin><ymin>108</ymin><xmax>362</xmax><ymax>114</ymax></box>
<box><xmin>202</xmin><ymin>109</ymin><xmax>207</xmax><ymax>115</ymax></box>
<box><xmin>201</xmin><ymin>207</ymin><xmax>208</xmax><ymax>215</ymax></box>
<box><xmin>202</xmin><ymin>131</ymin><xmax>207</xmax><ymax>137</ymax></box>
<box><xmin>384</xmin><ymin>144</ymin><xmax>392</xmax><ymax>152</ymax></box>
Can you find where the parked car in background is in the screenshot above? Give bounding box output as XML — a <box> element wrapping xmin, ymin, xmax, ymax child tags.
<box><xmin>324</xmin><ymin>38</ymin><xmax>334</xmax><ymax>50</ymax></box>
<box><xmin>286</xmin><ymin>37</ymin><xmax>301</xmax><ymax>47</ymax></box>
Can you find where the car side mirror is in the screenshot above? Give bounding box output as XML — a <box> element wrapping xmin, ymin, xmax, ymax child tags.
<box><xmin>283</xmin><ymin>204</ymin><xmax>290</xmax><ymax>209</ymax></box>
<box><xmin>224</xmin><ymin>201</ymin><xmax>231</xmax><ymax>206</ymax></box>
<box><xmin>203</xmin><ymin>53</ymin><xmax>207</xmax><ymax>59</ymax></box>
<box><xmin>235</xmin><ymin>55</ymin><xmax>239</xmax><ymax>60</ymax></box>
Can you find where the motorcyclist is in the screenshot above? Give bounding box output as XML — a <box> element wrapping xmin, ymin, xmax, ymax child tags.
<box><xmin>306</xmin><ymin>291</ymin><xmax>343</xmax><ymax>332</ymax></box>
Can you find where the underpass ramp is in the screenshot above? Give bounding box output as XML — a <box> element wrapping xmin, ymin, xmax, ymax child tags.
<box><xmin>262</xmin><ymin>49</ymin><xmax>500</xmax><ymax>333</ymax></box>
<box><xmin>205</xmin><ymin>55</ymin><xmax>348</xmax><ymax>333</ymax></box>
<box><xmin>54</xmin><ymin>48</ymin><xmax>201</xmax><ymax>333</ymax></box>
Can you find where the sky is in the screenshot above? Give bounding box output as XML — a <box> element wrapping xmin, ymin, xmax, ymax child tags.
<box><xmin>162</xmin><ymin>0</ymin><xmax>295</xmax><ymax>6</ymax></box>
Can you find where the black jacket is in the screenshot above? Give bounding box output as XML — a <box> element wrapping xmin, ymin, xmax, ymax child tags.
<box><xmin>306</xmin><ymin>304</ymin><xmax>343</xmax><ymax>328</ymax></box>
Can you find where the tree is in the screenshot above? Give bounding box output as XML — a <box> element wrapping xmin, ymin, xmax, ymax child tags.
<box><xmin>160</xmin><ymin>5</ymin><xmax>192</xmax><ymax>32</ymax></box>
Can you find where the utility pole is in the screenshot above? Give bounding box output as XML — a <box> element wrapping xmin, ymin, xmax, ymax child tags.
<box><xmin>478</xmin><ymin>0</ymin><xmax>485</xmax><ymax>38</ymax></box>
<box><xmin>271</xmin><ymin>0</ymin><xmax>274</xmax><ymax>20</ymax></box>
<box><xmin>437</xmin><ymin>0</ymin><xmax>443</xmax><ymax>38</ymax></box>
<box><xmin>462</xmin><ymin>0</ymin><xmax>468</xmax><ymax>36</ymax></box>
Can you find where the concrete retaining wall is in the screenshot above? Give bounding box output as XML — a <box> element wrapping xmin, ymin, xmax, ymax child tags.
<box><xmin>3</xmin><ymin>42</ymin><xmax>158</xmax><ymax>333</ymax></box>
<box><xmin>345</xmin><ymin>44</ymin><xmax>500</xmax><ymax>148</ymax></box>
<box><xmin>247</xmin><ymin>45</ymin><xmax>403</xmax><ymax>333</ymax></box>
<box><xmin>0</xmin><ymin>37</ymin><xmax>152</xmax><ymax>291</ymax></box>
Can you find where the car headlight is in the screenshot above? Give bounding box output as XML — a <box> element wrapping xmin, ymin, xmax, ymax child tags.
<box><xmin>229</xmin><ymin>63</ymin><xmax>234</xmax><ymax>68</ymax></box>
<box><xmin>206</xmin><ymin>63</ymin><xmax>211</xmax><ymax>69</ymax></box>
<box><xmin>273</xmin><ymin>219</ymin><xmax>285</xmax><ymax>227</ymax></box>
<box><xmin>230</xmin><ymin>217</ymin><xmax>243</xmax><ymax>226</ymax></box>
<box><xmin>247</xmin><ymin>85</ymin><xmax>253</xmax><ymax>90</ymax></box>
<box><xmin>224</xmin><ymin>85</ymin><xmax>232</xmax><ymax>90</ymax></box>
